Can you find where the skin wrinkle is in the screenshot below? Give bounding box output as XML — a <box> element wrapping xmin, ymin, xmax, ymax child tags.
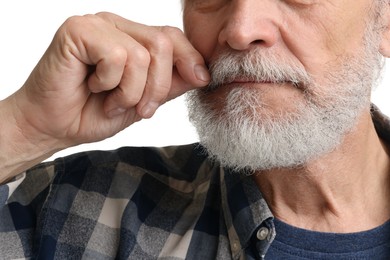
<box><xmin>280</xmin><ymin>3</ymin><xmax>332</xmax><ymax>78</ymax></box>
<box><xmin>187</xmin><ymin>30</ymin><xmax>379</xmax><ymax>170</ymax></box>
<box><xmin>260</xmin><ymin>111</ymin><xmax>390</xmax><ymax>232</ymax></box>
<box><xmin>257</xmin><ymin>136</ymin><xmax>366</xmax><ymax>224</ymax></box>
<box><xmin>284</xmin><ymin>0</ymin><xmax>371</xmax><ymax>70</ymax></box>
<box><xmin>183</xmin><ymin>0</ymin><xmax>390</xmax><ymax>232</ymax></box>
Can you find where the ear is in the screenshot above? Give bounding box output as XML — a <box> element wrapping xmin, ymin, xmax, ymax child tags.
<box><xmin>380</xmin><ymin>4</ymin><xmax>390</xmax><ymax>57</ymax></box>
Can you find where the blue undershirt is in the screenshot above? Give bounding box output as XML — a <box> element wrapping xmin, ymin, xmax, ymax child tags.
<box><xmin>265</xmin><ymin>218</ymin><xmax>390</xmax><ymax>259</ymax></box>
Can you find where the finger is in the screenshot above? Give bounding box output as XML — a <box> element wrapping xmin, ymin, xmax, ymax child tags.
<box><xmin>92</xmin><ymin>13</ymin><xmax>170</xmax><ymax>118</ymax></box>
<box><xmin>63</xmin><ymin>15</ymin><xmax>129</xmax><ymax>93</ymax></box>
<box><xmin>96</xmin><ymin>13</ymin><xmax>175</xmax><ymax>118</ymax></box>
<box><xmin>88</xmin><ymin>47</ymin><xmax>127</xmax><ymax>93</ymax></box>
<box><xmin>63</xmin><ymin>14</ymin><xmax>152</xmax><ymax>117</ymax></box>
<box><xmin>167</xmin><ymin>68</ymin><xmax>197</xmax><ymax>100</ymax></box>
<box><xmin>104</xmin><ymin>43</ymin><xmax>151</xmax><ymax>117</ymax></box>
<box><xmin>136</xmin><ymin>32</ymin><xmax>174</xmax><ymax>118</ymax></box>
<box><xmin>98</xmin><ymin>13</ymin><xmax>210</xmax><ymax>96</ymax></box>
<box><xmin>159</xmin><ymin>26</ymin><xmax>210</xmax><ymax>89</ymax></box>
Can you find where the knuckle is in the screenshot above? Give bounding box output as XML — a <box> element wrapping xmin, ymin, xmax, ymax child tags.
<box><xmin>108</xmin><ymin>46</ymin><xmax>127</xmax><ymax>66</ymax></box>
<box><xmin>94</xmin><ymin>12</ymin><xmax>117</xmax><ymax>24</ymax></box>
<box><xmin>61</xmin><ymin>15</ymin><xmax>84</xmax><ymax>33</ymax></box>
<box><xmin>149</xmin><ymin>32</ymin><xmax>173</xmax><ymax>53</ymax></box>
<box><xmin>119</xmin><ymin>88</ymin><xmax>143</xmax><ymax>107</ymax></box>
<box><xmin>129</xmin><ymin>46</ymin><xmax>151</xmax><ymax>68</ymax></box>
<box><xmin>94</xmin><ymin>11</ymin><xmax>112</xmax><ymax>19</ymax></box>
<box><xmin>61</xmin><ymin>14</ymin><xmax>100</xmax><ymax>35</ymax></box>
<box><xmin>160</xmin><ymin>25</ymin><xmax>183</xmax><ymax>37</ymax></box>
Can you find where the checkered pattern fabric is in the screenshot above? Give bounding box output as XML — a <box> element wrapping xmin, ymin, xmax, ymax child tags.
<box><xmin>1</xmin><ymin>144</ymin><xmax>274</xmax><ymax>259</ymax></box>
<box><xmin>1</xmin><ymin>105</ymin><xmax>389</xmax><ymax>259</ymax></box>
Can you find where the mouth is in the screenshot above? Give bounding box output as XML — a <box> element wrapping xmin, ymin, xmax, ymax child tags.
<box><xmin>216</xmin><ymin>79</ymin><xmax>304</xmax><ymax>91</ymax></box>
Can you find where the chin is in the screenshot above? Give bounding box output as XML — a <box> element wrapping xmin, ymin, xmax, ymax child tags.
<box><xmin>187</xmin><ymin>85</ymin><xmax>369</xmax><ymax>173</ymax></box>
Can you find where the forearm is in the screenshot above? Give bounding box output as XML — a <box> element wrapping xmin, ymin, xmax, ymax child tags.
<box><xmin>0</xmin><ymin>95</ymin><xmax>60</xmax><ymax>183</ymax></box>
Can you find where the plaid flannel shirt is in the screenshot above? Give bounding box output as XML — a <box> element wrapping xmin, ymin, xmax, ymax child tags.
<box><xmin>1</xmin><ymin>105</ymin><xmax>390</xmax><ymax>259</ymax></box>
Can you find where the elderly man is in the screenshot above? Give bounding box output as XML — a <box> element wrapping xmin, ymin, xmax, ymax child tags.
<box><xmin>1</xmin><ymin>0</ymin><xmax>390</xmax><ymax>259</ymax></box>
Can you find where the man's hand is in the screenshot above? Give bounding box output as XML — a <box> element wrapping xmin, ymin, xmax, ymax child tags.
<box><xmin>0</xmin><ymin>12</ymin><xmax>210</xmax><ymax>181</ymax></box>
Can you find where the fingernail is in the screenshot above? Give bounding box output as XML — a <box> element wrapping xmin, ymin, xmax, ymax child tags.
<box><xmin>194</xmin><ymin>64</ymin><xmax>210</xmax><ymax>82</ymax></box>
<box><xmin>107</xmin><ymin>107</ymin><xmax>126</xmax><ymax>118</ymax></box>
<box><xmin>141</xmin><ymin>102</ymin><xmax>159</xmax><ymax>118</ymax></box>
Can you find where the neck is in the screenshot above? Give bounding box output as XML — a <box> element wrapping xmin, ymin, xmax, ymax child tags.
<box><xmin>253</xmin><ymin>109</ymin><xmax>390</xmax><ymax>233</ymax></box>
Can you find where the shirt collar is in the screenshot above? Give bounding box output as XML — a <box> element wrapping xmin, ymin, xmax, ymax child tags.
<box><xmin>216</xmin><ymin>103</ymin><xmax>390</xmax><ymax>259</ymax></box>
<box><xmin>219</xmin><ymin>166</ymin><xmax>274</xmax><ymax>259</ymax></box>
<box><xmin>371</xmin><ymin>104</ymin><xmax>390</xmax><ymax>144</ymax></box>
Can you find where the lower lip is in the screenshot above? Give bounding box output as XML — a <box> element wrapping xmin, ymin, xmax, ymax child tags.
<box><xmin>228</xmin><ymin>81</ymin><xmax>284</xmax><ymax>86</ymax></box>
<box><xmin>224</xmin><ymin>81</ymin><xmax>303</xmax><ymax>92</ymax></box>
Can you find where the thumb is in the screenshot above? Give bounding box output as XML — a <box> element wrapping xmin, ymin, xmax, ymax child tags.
<box><xmin>167</xmin><ymin>66</ymin><xmax>210</xmax><ymax>100</ymax></box>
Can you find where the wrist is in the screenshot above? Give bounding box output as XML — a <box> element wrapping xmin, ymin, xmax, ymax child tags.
<box><xmin>0</xmin><ymin>94</ymin><xmax>61</xmax><ymax>183</ymax></box>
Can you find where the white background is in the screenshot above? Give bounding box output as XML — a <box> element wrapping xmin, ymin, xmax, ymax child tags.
<box><xmin>0</xmin><ymin>0</ymin><xmax>389</xmax><ymax>162</ymax></box>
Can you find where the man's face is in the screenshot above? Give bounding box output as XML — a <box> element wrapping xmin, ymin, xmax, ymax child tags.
<box><xmin>183</xmin><ymin>0</ymin><xmax>386</xmax><ymax>171</ymax></box>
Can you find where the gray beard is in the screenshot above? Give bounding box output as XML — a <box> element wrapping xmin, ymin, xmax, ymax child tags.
<box><xmin>186</xmin><ymin>26</ymin><xmax>384</xmax><ymax>172</ymax></box>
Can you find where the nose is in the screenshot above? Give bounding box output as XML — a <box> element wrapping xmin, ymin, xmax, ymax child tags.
<box><xmin>218</xmin><ymin>1</ymin><xmax>280</xmax><ymax>51</ymax></box>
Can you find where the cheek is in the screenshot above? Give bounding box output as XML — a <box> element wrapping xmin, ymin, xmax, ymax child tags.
<box><xmin>184</xmin><ymin>14</ymin><xmax>221</xmax><ymax>63</ymax></box>
<box><xmin>280</xmin><ymin>1</ymin><xmax>370</xmax><ymax>69</ymax></box>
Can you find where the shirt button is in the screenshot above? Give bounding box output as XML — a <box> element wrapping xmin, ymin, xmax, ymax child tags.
<box><xmin>232</xmin><ymin>241</ymin><xmax>239</xmax><ymax>251</ymax></box>
<box><xmin>256</xmin><ymin>227</ymin><xmax>269</xmax><ymax>241</ymax></box>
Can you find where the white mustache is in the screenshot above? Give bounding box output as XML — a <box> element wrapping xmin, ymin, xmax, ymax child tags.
<box><xmin>206</xmin><ymin>49</ymin><xmax>312</xmax><ymax>91</ymax></box>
